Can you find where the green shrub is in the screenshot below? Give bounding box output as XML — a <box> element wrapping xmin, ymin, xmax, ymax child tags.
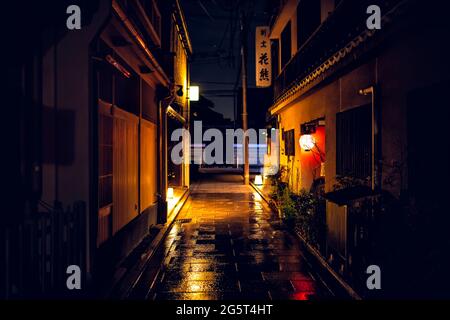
<box><xmin>266</xmin><ymin>169</ymin><xmax>326</xmax><ymax>246</ymax></box>
<box><xmin>286</xmin><ymin>189</ymin><xmax>327</xmax><ymax>247</ymax></box>
<box><xmin>280</xmin><ymin>187</ymin><xmax>297</xmax><ymax>226</ymax></box>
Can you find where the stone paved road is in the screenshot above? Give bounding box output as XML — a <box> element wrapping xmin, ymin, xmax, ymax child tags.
<box><xmin>133</xmin><ymin>175</ymin><xmax>333</xmax><ymax>300</ymax></box>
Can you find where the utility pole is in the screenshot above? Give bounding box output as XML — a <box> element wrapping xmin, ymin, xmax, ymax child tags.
<box><xmin>240</xmin><ymin>10</ymin><xmax>250</xmax><ymax>185</ymax></box>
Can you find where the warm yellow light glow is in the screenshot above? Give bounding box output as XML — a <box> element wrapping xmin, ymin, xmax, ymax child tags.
<box><xmin>189</xmin><ymin>86</ymin><xmax>199</xmax><ymax>101</ymax></box>
<box><xmin>167</xmin><ymin>187</ymin><xmax>174</xmax><ymax>200</ymax></box>
<box><xmin>253</xmin><ymin>191</ymin><xmax>262</xmax><ymax>201</ymax></box>
<box><xmin>299</xmin><ymin>135</ymin><xmax>316</xmax><ymax>151</ymax></box>
<box><xmin>254</xmin><ymin>175</ymin><xmax>263</xmax><ymax>186</ymax></box>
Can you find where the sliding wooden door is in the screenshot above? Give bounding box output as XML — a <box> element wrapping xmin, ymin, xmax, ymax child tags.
<box><xmin>113</xmin><ymin>107</ymin><xmax>139</xmax><ymax>234</ymax></box>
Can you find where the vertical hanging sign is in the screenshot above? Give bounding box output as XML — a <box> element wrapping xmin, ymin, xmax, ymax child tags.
<box><xmin>256</xmin><ymin>26</ymin><xmax>272</xmax><ymax>88</ymax></box>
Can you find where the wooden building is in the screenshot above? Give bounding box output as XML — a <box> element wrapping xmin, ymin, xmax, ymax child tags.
<box><xmin>267</xmin><ymin>0</ymin><xmax>450</xmax><ymax>297</ymax></box>
<box><xmin>2</xmin><ymin>0</ymin><xmax>192</xmax><ymax>298</ymax></box>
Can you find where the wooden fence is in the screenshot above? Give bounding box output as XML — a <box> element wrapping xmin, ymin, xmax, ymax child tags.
<box><xmin>1</xmin><ymin>202</ymin><xmax>86</xmax><ymax>299</ymax></box>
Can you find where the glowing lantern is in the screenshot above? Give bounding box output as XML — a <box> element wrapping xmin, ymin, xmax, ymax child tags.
<box><xmin>189</xmin><ymin>86</ymin><xmax>199</xmax><ymax>101</ymax></box>
<box><xmin>167</xmin><ymin>187</ymin><xmax>174</xmax><ymax>200</ymax></box>
<box><xmin>299</xmin><ymin>135</ymin><xmax>316</xmax><ymax>151</ymax></box>
<box><xmin>254</xmin><ymin>175</ymin><xmax>263</xmax><ymax>186</ymax></box>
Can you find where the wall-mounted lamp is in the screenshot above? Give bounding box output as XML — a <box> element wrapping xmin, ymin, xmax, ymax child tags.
<box><xmin>299</xmin><ymin>134</ymin><xmax>316</xmax><ymax>152</ymax></box>
<box><xmin>167</xmin><ymin>187</ymin><xmax>174</xmax><ymax>200</ymax></box>
<box><xmin>189</xmin><ymin>86</ymin><xmax>200</xmax><ymax>101</ymax></box>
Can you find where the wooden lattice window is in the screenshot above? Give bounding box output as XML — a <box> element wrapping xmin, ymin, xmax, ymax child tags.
<box><xmin>284</xmin><ymin>129</ymin><xmax>296</xmax><ymax>156</ymax></box>
<box><xmin>336</xmin><ymin>105</ymin><xmax>372</xmax><ymax>179</ymax></box>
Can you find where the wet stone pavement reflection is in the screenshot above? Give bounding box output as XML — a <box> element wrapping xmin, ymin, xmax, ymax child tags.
<box><xmin>133</xmin><ymin>175</ymin><xmax>332</xmax><ymax>300</ymax></box>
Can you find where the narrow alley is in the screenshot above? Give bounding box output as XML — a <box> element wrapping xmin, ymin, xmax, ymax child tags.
<box><xmin>5</xmin><ymin>0</ymin><xmax>450</xmax><ymax>302</ymax></box>
<box><xmin>128</xmin><ymin>175</ymin><xmax>333</xmax><ymax>300</ymax></box>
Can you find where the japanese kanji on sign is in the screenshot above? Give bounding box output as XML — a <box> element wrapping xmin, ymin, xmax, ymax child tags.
<box><xmin>255</xmin><ymin>26</ymin><xmax>271</xmax><ymax>88</ymax></box>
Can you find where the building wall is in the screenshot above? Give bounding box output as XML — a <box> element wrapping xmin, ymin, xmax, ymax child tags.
<box><xmin>93</xmin><ymin>0</ymin><xmax>194</xmax><ymax>267</ymax></box>
<box><xmin>40</xmin><ymin>0</ymin><xmax>111</xmax><ymax>277</ymax></box>
<box><xmin>41</xmin><ymin>5</ymin><xmax>109</xmax><ymax>210</ymax></box>
<box><xmin>274</xmin><ymin>5</ymin><xmax>450</xmax><ymax>265</ymax></box>
<box><xmin>275</xmin><ymin>59</ymin><xmax>387</xmax><ymax>258</ymax></box>
<box><xmin>278</xmin><ymin>82</ymin><xmax>336</xmax><ymax>193</ymax></box>
<box><xmin>140</xmin><ymin>119</ymin><xmax>158</xmax><ymax>215</ymax></box>
<box><xmin>4</xmin><ymin>0</ymin><xmax>191</xmax><ymax>297</ymax></box>
<box><xmin>173</xmin><ymin>23</ymin><xmax>189</xmax><ymax>110</ymax></box>
<box><xmin>171</xmin><ymin>10</ymin><xmax>191</xmax><ymax>188</ymax></box>
<box><xmin>94</xmin><ymin>9</ymin><xmax>167</xmax><ymax>263</ymax></box>
<box><xmin>377</xmin><ymin>23</ymin><xmax>450</xmax><ymax>196</ymax></box>
<box><xmin>112</xmin><ymin>107</ymin><xmax>139</xmax><ymax>234</ymax></box>
<box><xmin>272</xmin><ymin>0</ymin><xmax>336</xmax><ymax>74</ymax></box>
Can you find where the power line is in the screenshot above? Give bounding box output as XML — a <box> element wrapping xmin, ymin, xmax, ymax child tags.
<box><xmin>193</xmin><ymin>81</ymin><xmax>237</xmax><ymax>85</ymax></box>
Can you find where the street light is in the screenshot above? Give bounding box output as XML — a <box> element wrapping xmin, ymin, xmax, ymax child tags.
<box><xmin>189</xmin><ymin>86</ymin><xmax>199</xmax><ymax>101</ymax></box>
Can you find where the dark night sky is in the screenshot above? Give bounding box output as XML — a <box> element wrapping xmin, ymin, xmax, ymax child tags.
<box><xmin>180</xmin><ymin>0</ymin><xmax>271</xmax><ymax>121</ymax></box>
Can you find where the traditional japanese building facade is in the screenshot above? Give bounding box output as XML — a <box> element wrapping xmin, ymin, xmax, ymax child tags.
<box><xmin>268</xmin><ymin>0</ymin><xmax>450</xmax><ymax>297</ymax></box>
<box><xmin>3</xmin><ymin>0</ymin><xmax>192</xmax><ymax>298</ymax></box>
<box><xmin>158</xmin><ymin>0</ymin><xmax>193</xmax><ymax>198</ymax></box>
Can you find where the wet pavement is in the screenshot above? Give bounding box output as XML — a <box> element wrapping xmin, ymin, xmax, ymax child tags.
<box><xmin>130</xmin><ymin>174</ymin><xmax>333</xmax><ymax>300</ymax></box>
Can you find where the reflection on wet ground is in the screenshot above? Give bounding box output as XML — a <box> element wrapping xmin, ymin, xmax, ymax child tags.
<box><xmin>133</xmin><ymin>175</ymin><xmax>332</xmax><ymax>300</ymax></box>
